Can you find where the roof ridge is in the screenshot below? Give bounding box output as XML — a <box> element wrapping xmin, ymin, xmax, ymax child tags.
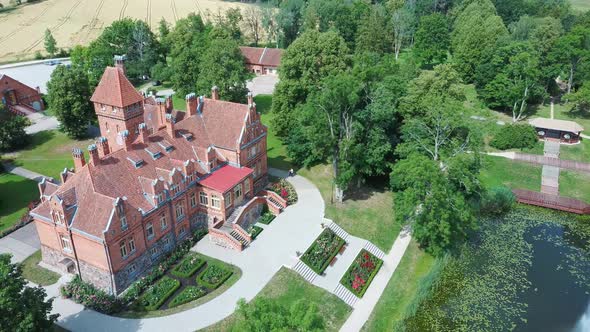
<box><xmin>258</xmin><ymin>47</ymin><xmax>268</xmax><ymax>64</ymax></box>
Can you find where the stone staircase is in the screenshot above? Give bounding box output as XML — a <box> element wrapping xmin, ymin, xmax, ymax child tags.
<box><xmin>363</xmin><ymin>241</ymin><xmax>386</xmax><ymax>260</ymax></box>
<box><xmin>230</xmin><ymin>229</ymin><xmax>250</xmax><ymax>246</ymax></box>
<box><xmin>226</xmin><ymin>204</ymin><xmax>246</xmax><ymax>225</ymax></box>
<box><xmin>326</xmin><ymin>221</ymin><xmax>349</xmax><ymax>241</ymax></box>
<box><xmin>333</xmin><ymin>283</ymin><xmax>360</xmax><ymax>307</ymax></box>
<box><xmin>291</xmin><ymin>259</ymin><xmax>319</xmax><ymax>283</ymax></box>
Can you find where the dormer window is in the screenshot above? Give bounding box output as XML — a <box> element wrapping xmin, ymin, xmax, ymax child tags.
<box><xmin>187</xmin><ymin>173</ymin><xmax>195</xmax><ymax>183</ymax></box>
<box><xmin>145</xmin><ymin>147</ymin><xmax>162</xmax><ymax>160</ymax></box>
<box><xmin>156</xmin><ymin>193</ymin><xmax>165</xmax><ymax>205</ymax></box>
<box><xmin>117</xmin><ymin>203</ymin><xmax>127</xmax><ymax>230</ymax></box>
<box><xmin>158</xmin><ymin>141</ymin><xmax>174</xmax><ymax>152</ymax></box>
<box><xmin>170</xmin><ymin>184</ymin><xmax>180</xmax><ymax>196</ymax></box>
<box><xmin>181</xmin><ymin>132</ymin><xmax>193</xmax><ymax>141</ymax></box>
<box><xmin>127</xmin><ymin>156</ymin><xmax>144</xmax><ymax>168</ymax></box>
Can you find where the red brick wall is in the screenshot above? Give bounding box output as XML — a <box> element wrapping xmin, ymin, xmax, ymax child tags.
<box><xmin>0</xmin><ymin>75</ymin><xmax>44</xmax><ymax>110</ymax></box>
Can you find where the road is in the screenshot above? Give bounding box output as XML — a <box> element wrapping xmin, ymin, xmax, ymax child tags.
<box><xmin>0</xmin><ymin>58</ymin><xmax>70</xmax><ymax>94</ymax></box>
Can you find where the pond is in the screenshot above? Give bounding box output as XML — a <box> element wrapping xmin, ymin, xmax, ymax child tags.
<box><xmin>519</xmin><ymin>224</ymin><xmax>590</xmax><ymax>332</ymax></box>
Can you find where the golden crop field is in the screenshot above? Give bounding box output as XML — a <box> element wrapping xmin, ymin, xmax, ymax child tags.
<box><xmin>0</xmin><ymin>0</ymin><xmax>256</xmax><ymax>62</ymax></box>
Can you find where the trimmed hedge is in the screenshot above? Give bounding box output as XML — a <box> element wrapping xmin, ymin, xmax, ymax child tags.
<box><xmin>168</xmin><ymin>286</ymin><xmax>207</xmax><ymax>308</ymax></box>
<box><xmin>139</xmin><ymin>276</ymin><xmax>180</xmax><ymax>311</ymax></box>
<box><xmin>340</xmin><ymin>249</ymin><xmax>383</xmax><ymax>298</ymax></box>
<box><xmin>250</xmin><ymin>225</ymin><xmax>263</xmax><ymax>239</ymax></box>
<box><xmin>197</xmin><ymin>264</ymin><xmax>233</xmax><ymax>289</ymax></box>
<box><xmin>300</xmin><ymin>228</ymin><xmax>346</xmax><ymax>275</ymax></box>
<box><xmin>257</xmin><ymin>212</ymin><xmax>275</xmax><ymax>225</ymax></box>
<box><xmin>490</xmin><ymin>124</ymin><xmax>538</xmax><ymax>150</ymax></box>
<box><xmin>171</xmin><ymin>255</ymin><xmax>205</xmax><ymax>278</ymax></box>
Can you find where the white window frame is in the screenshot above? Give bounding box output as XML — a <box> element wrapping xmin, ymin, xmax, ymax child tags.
<box><xmin>234</xmin><ymin>185</ymin><xmax>242</xmax><ymax>199</ymax></box>
<box><xmin>224</xmin><ymin>192</ymin><xmax>232</xmax><ymax>207</ymax></box>
<box><xmin>211</xmin><ymin>195</ymin><xmax>221</xmax><ymax>209</ymax></box>
<box><xmin>128</xmin><ymin>238</ymin><xmax>136</xmax><ymax>252</ymax></box>
<box><xmin>175</xmin><ymin>203</ymin><xmax>185</xmax><ymax>219</ymax></box>
<box><xmin>199</xmin><ymin>192</ymin><xmax>208</xmax><ymax>206</ymax></box>
<box><xmin>156</xmin><ymin>193</ymin><xmax>164</xmax><ymax>204</ymax></box>
<box><xmin>190</xmin><ymin>193</ymin><xmax>197</xmax><ymax>208</ymax></box>
<box><xmin>146</xmin><ymin>222</ymin><xmax>154</xmax><ymax>239</ymax></box>
<box><xmin>160</xmin><ymin>214</ymin><xmax>167</xmax><ymax>230</ymax></box>
<box><xmin>120</xmin><ymin>241</ymin><xmax>127</xmax><ymax>258</ymax></box>
<box><xmin>61</xmin><ymin>235</ymin><xmax>72</xmax><ymax>252</ymax></box>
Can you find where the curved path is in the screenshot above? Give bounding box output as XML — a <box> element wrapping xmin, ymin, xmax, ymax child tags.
<box><xmin>53</xmin><ymin>170</ymin><xmax>327</xmax><ymax>331</ymax></box>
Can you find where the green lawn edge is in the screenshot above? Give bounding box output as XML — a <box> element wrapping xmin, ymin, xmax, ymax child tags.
<box><xmin>20</xmin><ymin>250</ymin><xmax>60</xmax><ymax>286</ymax></box>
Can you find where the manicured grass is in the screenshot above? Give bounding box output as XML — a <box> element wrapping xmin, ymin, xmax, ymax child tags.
<box><xmin>298</xmin><ymin>165</ymin><xmax>400</xmax><ymax>252</ymax></box>
<box><xmin>172</xmin><ymin>94</ymin><xmax>186</xmax><ymax>111</ymax></box>
<box><xmin>301</xmin><ymin>228</ymin><xmax>346</xmax><ymax>274</ymax></box>
<box><xmin>560</xmin><ymin>140</ymin><xmax>590</xmax><ymax>163</ymax></box>
<box><xmin>202</xmin><ymin>268</ymin><xmax>352</xmax><ymax>332</ymax></box>
<box><xmin>532</xmin><ymin>102</ymin><xmax>590</xmax><ymax>135</ymax></box>
<box><xmin>20</xmin><ymin>250</ymin><xmax>60</xmax><ymax>286</ymax></box>
<box><xmin>560</xmin><ymin>170</ymin><xmax>590</xmax><ymax>203</ymax></box>
<box><xmin>362</xmin><ymin>241</ymin><xmax>436</xmax><ymax>331</ymax></box>
<box><xmin>0</xmin><ymin>173</ymin><xmax>38</xmax><ymax>232</ymax></box>
<box><xmin>479</xmin><ymin>155</ymin><xmax>542</xmax><ymax>191</ymax></box>
<box><xmin>2</xmin><ymin>131</ymin><xmax>95</xmax><ymax>180</ymax></box>
<box><xmin>255</xmin><ymin>95</ymin><xmax>294</xmax><ymax>170</ymax></box>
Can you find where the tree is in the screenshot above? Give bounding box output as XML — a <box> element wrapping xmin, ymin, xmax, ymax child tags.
<box><xmin>451</xmin><ymin>0</ymin><xmax>508</xmax><ymax>81</ymax></box>
<box><xmin>303</xmin><ymin>0</ymin><xmax>364</xmax><ymax>47</ymax></box>
<box><xmin>46</xmin><ymin>65</ymin><xmax>94</xmax><ymax>138</ymax></box>
<box><xmin>195</xmin><ymin>38</ymin><xmax>252</xmax><ymax>103</ymax></box>
<box><xmin>44</xmin><ymin>29</ymin><xmax>57</xmax><ymax>57</ymax></box>
<box><xmin>355</xmin><ymin>5</ymin><xmax>392</xmax><ymax>55</ymax></box>
<box><xmin>480</xmin><ymin>42</ymin><xmax>544</xmax><ymax>121</ymax></box>
<box><xmin>158</xmin><ymin>17</ymin><xmax>170</xmax><ymax>39</ymax></box>
<box><xmin>211</xmin><ymin>7</ymin><xmax>243</xmax><ymax>42</ymax></box>
<box><xmin>0</xmin><ymin>112</ymin><xmax>29</xmax><ymax>152</ymax></box>
<box><xmin>414</xmin><ymin>13</ymin><xmax>449</xmax><ymax>66</ymax></box>
<box><xmin>276</xmin><ymin>0</ymin><xmax>305</xmax><ymax>48</ymax></box>
<box><xmin>232</xmin><ymin>298</ymin><xmax>324</xmax><ymax>331</ymax></box>
<box><xmin>0</xmin><ymin>254</ymin><xmax>59</xmax><ymax>331</ymax></box>
<box><xmin>390</xmin><ymin>3</ymin><xmax>416</xmax><ymax>61</ymax></box>
<box><xmin>244</xmin><ymin>6</ymin><xmax>263</xmax><ymax>46</ymax></box>
<box><xmin>548</xmin><ymin>25</ymin><xmax>590</xmax><ymax>94</ymax></box>
<box><xmin>261</xmin><ymin>5</ymin><xmax>279</xmax><ymax>47</ymax></box>
<box><xmin>390</xmin><ymin>154</ymin><xmax>477</xmax><ymax>256</ymax></box>
<box><xmin>568</xmin><ymin>82</ymin><xmax>590</xmax><ymax>116</ymax></box>
<box><xmin>271</xmin><ymin>30</ymin><xmax>350</xmax><ymax>137</ymax></box>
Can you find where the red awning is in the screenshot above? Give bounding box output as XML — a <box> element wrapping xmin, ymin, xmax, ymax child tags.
<box><xmin>199</xmin><ymin>165</ymin><xmax>253</xmax><ymax>193</ymax></box>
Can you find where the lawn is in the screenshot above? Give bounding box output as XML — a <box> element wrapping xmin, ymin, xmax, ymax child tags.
<box><xmin>532</xmin><ymin>102</ymin><xmax>590</xmax><ymax>134</ymax></box>
<box><xmin>255</xmin><ymin>95</ymin><xmax>294</xmax><ymax>170</ymax></box>
<box><xmin>560</xmin><ymin>140</ymin><xmax>590</xmax><ymax>163</ymax></box>
<box><xmin>201</xmin><ymin>267</ymin><xmax>352</xmax><ymax>332</ymax></box>
<box><xmin>21</xmin><ymin>250</ymin><xmax>60</xmax><ymax>286</ymax></box>
<box><xmin>362</xmin><ymin>241</ymin><xmax>436</xmax><ymax>331</ymax></box>
<box><xmin>559</xmin><ymin>170</ymin><xmax>590</xmax><ymax>203</ymax></box>
<box><xmin>0</xmin><ymin>173</ymin><xmax>39</xmax><ymax>232</ymax></box>
<box><xmin>2</xmin><ymin>131</ymin><xmax>95</xmax><ymax>180</ymax></box>
<box><xmin>479</xmin><ymin>155</ymin><xmax>542</xmax><ymax>191</ymax></box>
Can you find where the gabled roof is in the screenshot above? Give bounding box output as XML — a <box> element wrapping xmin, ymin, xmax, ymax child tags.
<box><xmin>529</xmin><ymin>118</ymin><xmax>584</xmax><ymax>133</ymax></box>
<box><xmin>90</xmin><ymin>67</ymin><xmax>143</xmax><ymax>108</ymax></box>
<box><xmin>199</xmin><ymin>165</ymin><xmax>253</xmax><ymax>193</ymax></box>
<box><xmin>239</xmin><ymin>47</ymin><xmax>283</xmax><ymax>67</ymax></box>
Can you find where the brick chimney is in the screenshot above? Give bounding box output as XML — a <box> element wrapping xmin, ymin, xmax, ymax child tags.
<box><xmin>247</xmin><ymin>92</ymin><xmax>254</xmax><ymax>106</ymax></box>
<box><xmin>119</xmin><ymin>130</ymin><xmax>133</xmax><ymax>151</ymax></box>
<box><xmin>211</xmin><ymin>86</ymin><xmax>219</xmax><ymax>101</ymax></box>
<box><xmin>165</xmin><ymin>95</ymin><xmax>173</xmax><ymax>112</ymax></box>
<box><xmin>138</xmin><ymin>123</ymin><xmax>149</xmax><ymax>144</ymax></box>
<box><xmin>197</xmin><ymin>96</ymin><xmax>204</xmax><ymax>114</ymax></box>
<box><xmin>97</xmin><ymin>137</ymin><xmax>110</xmax><ymax>157</ymax></box>
<box><xmin>186</xmin><ymin>93</ymin><xmax>197</xmax><ymax>116</ymax></box>
<box><xmin>88</xmin><ymin>144</ymin><xmax>100</xmax><ymax>165</ymax></box>
<box><xmin>72</xmin><ymin>148</ymin><xmax>86</xmax><ymax>172</ymax></box>
<box><xmin>114</xmin><ymin>55</ymin><xmax>126</xmax><ymax>75</ymax></box>
<box><xmin>165</xmin><ymin>114</ymin><xmax>176</xmax><ymax>138</ymax></box>
<box><xmin>156</xmin><ymin>97</ymin><xmax>167</xmax><ymax>128</ymax></box>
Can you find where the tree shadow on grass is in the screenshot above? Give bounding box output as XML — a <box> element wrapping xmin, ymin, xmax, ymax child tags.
<box><xmin>344</xmin><ymin>175</ymin><xmax>389</xmax><ymax>202</ymax></box>
<box><xmin>0</xmin><ymin>175</ymin><xmax>38</xmax><ymax>231</ymax></box>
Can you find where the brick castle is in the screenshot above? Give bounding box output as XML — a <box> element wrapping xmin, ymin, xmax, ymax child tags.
<box><xmin>30</xmin><ymin>56</ymin><xmax>285</xmax><ymax>294</ymax></box>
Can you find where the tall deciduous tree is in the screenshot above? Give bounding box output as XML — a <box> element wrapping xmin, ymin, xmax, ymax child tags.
<box><xmin>44</xmin><ymin>29</ymin><xmax>57</xmax><ymax>57</ymax></box>
<box><xmin>244</xmin><ymin>6</ymin><xmax>263</xmax><ymax>46</ymax></box>
<box><xmin>261</xmin><ymin>5</ymin><xmax>279</xmax><ymax>47</ymax></box>
<box><xmin>451</xmin><ymin>0</ymin><xmax>508</xmax><ymax>81</ymax></box>
<box><xmin>414</xmin><ymin>13</ymin><xmax>449</xmax><ymax>66</ymax></box>
<box><xmin>355</xmin><ymin>5</ymin><xmax>392</xmax><ymax>55</ymax></box>
<box><xmin>47</xmin><ymin>65</ymin><xmax>94</xmax><ymax>138</ymax></box>
<box><xmin>0</xmin><ymin>254</ymin><xmax>59</xmax><ymax>331</ymax></box>
<box><xmin>390</xmin><ymin>2</ymin><xmax>416</xmax><ymax>61</ymax></box>
<box><xmin>276</xmin><ymin>0</ymin><xmax>305</xmax><ymax>48</ymax></box>
<box><xmin>0</xmin><ymin>111</ymin><xmax>29</xmax><ymax>152</ymax></box>
<box><xmin>548</xmin><ymin>25</ymin><xmax>590</xmax><ymax>94</ymax></box>
<box><xmin>195</xmin><ymin>38</ymin><xmax>252</xmax><ymax>103</ymax></box>
<box><xmin>271</xmin><ymin>30</ymin><xmax>350</xmax><ymax>137</ymax></box>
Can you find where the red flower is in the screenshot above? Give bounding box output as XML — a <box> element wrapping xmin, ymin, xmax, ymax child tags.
<box><xmin>281</xmin><ymin>188</ymin><xmax>288</xmax><ymax>198</ymax></box>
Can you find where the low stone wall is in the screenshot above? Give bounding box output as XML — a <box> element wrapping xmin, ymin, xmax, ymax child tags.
<box><xmin>208</xmin><ymin>228</ymin><xmax>243</xmax><ymax>251</ymax></box>
<box><xmin>234</xmin><ymin>196</ymin><xmax>266</xmax><ymax>231</ymax></box>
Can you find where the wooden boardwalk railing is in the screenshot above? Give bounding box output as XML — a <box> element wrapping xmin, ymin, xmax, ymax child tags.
<box><xmin>513</xmin><ymin>189</ymin><xmax>590</xmax><ymax>214</ymax></box>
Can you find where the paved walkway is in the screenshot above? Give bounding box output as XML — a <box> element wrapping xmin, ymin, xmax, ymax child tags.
<box><xmin>2</xmin><ymin>162</ymin><xmax>54</xmax><ymax>182</ymax></box>
<box><xmin>25</xmin><ymin>112</ymin><xmax>59</xmax><ymax>134</ymax></box>
<box><xmin>0</xmin><ymin>222</ymin><xmax>40</xmax><ymax>263</ymax></box>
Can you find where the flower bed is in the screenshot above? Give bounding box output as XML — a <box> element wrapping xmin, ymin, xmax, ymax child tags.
<box><xmin>250</xmin><ymin>225</ymin><xmax>263</xmax><ymax>239</ymax></box>
<box><xmin>171</xmin><ymin>255</ymin><xmax>205</xmax><ymax>278</ymax></box>
<box><xmin>340</xmin><ymin>249</ymin><xmax>383</xmax><ymax>298</ymax></box>
<box><xmin>268</xmin><ymin>179</ymin><xmax>297</xmax><ymax>205</ymax></box>
<box><xmin>60</xmin><ymin>276</ymin><xmax>122</xmax><ymax>314</ymax></box>
<box><xmin>168</xmin><ymin>286</ymin><xmax>207</xmax><ymax>308</ymax></box>
<box><xmin>257</xmin><ymin>212</ymin><xmax>275</xmax><ymax>225</ymax></box>
<box><xmin>197</xmin><ymin>264</ymin><xmax>233</xmax><ymax>289</ymax></box>
<box><xmin>138</xmin><ymin>276</ymin><xmax>181</xmax><ymax>311</ymax></box>
<box><xmin>300</xmin><ymin>228</ymin><xmax>346</xmax><ymax>274</ymax></box>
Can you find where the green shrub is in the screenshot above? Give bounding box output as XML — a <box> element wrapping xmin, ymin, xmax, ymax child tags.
<box><xmin>198</xmin><ymin>264</ymin><xmax>233</xmax><ymax>289</ymax></box>
<box><xmin>168</xmin><ymin>286</ymin><xmax>207</xmax><ymax>308</ymax></box>
<box><xmin>480</xmin><ymin>186</ymin><xmax>516</xmax><ymax>215</ymax></box>
<box><xmin>300</xmin><ymin>228</ymin><xmax>346</xmax><ymax>274</ymax></box>
<box><xmin>60</xmin><ymin>276</ymin><xmax>122</xmax><ymax>314</ymax></box>
<box><xmin>490</xmin><ymin>124</ymin><xmax>538</xmax><ymax>150</ymax></box>
<box><xmin>171</xmin><ymin>255</ymin><xmax>205</xmax><ymax>278</ymax></box>
<box><xmin>258</xmin><ymin>212</ymin><xmax>276</xmax><ymax>225</ymax></box>
<box><xmin>250</xmin><ymin>225</ymin><xmax>263</xmax><ymax>239</ymax></box>
<box><xmin>139</xmin><ymin>276</ymin><xmax>180</xmax><ymax>311</ymax></box>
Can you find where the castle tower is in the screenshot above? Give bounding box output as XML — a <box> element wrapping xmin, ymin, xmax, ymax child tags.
<box><xmin>90</xmin><ymin>55</ymin><xmax>144</xmax><ymax>152</ymax></box>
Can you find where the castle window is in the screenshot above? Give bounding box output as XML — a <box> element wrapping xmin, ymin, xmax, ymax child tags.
<box><xmin>179</xmin><ymin>225</ymin><xmax>186</xmax><ymax>235</ymax></box>
<box><xmin>211</xmin><ymin>195</ymin><xmax>221</xmax><ymax>209</ymax></box>
<box><xmin>160</xmin><ymin>214</ymin><xmax>167</xmax><ymax>230</ymax></box>
<box><xmin>187</xmin><ymin>173</ymin><xmax>194</xmax><ymax>183</ymax></box>
<box><xmin>117</xmin><ymin>204</ymin><xmax>127</xmax><ymax>230</ymax></box>
<box><xmin>170</xmin><ymin>184</ymin><xmax>180</xmax><ymax>196</ymax></box>
<box><xmin>199</xmin><ymin>192</ymin><xmax>208</xmax><ymax>205</ymax></box>
<box><xmin>60</xmin><ymin>235</ymin><xmax>72</xmax><ymax>252</ymax></box>
<box><xmin>146</xmin><ymin>222</ymin><xmax>154</xmax><ymax>239</ymax></box>
<box><xmin>248</xmin><ymin>145</ymin><xmax>258</xmax><ymax>159</ymax></box>
<box><xmin>105</xmin><ymin>122</ymin><xmax>110</xmax><ymax>132</ymax></box>
<box><xmin>156</xmin><ymin>193</ymin><xmax>164</xmax><ymax>205</ymax></box>
<box><xmin>190</xmin><ymin>193</ymin><xmax>197</xmax><ymax>208</ymax></box>
<box><xmin>149</xmin><ymin>247</ymin><xmax>158</xmax><ymax>257</ymax></box>
<box><xmin>175</xmin><ymin>203</ymin><xmax>185</xmax><ymax>220</ymax></box>
<box><xmin>128</xmin><ymin>238</ymin><xmax>136</xmax><ymax>252</ymax></box>
<box><xmin>224</xmin><ymin>193</ymin><xmax>232</xmax><ymax>207</ymax></box>
<box><xmin>244</xmin><ymin>179</ymin><xmax>250</xmax><ymax>193</ymax></box>
<box><xmin>116</xmin><ymin>125</ymin><xmax>120</xmax><ymax>133</ymax></box>
<box><xmin>128</xmin><ymin>263</ymin><xmax>137</xmax><ymax>274</ymax></box>
<box><xmin>120</xmin><ymin>241</ymin><xmax>128</xmax><ymax>258</ymax></box>
<box><xmin>234</xmin><ymin>185</ymin><xmax>242</xmax><ymax>199</ymax></box>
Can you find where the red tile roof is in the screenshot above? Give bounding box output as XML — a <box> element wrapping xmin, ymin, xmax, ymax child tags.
<box><xmin>199</xmin><ymin>164</ymin><xmax>253</xmax><ymax>193</ymax></box>
<box><xmin>90</xmin><ymin>67</ymin><xmax>143</xmax><ymax>108</ymax></box>
<box><xmin>239</xmin><ymin>47</ymin><xmax>283</xmax><ymax>67</ymax></box>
